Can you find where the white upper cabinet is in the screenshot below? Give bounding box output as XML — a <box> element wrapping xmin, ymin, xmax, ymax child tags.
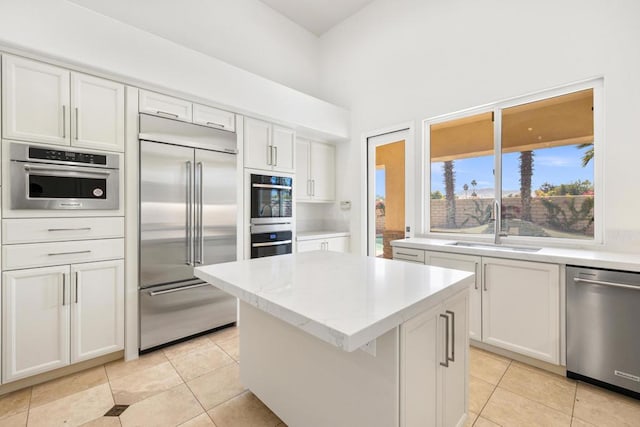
<box><xmin>2</xmin><ymin>55</ymin><xmax>70</xmax><ymax>146</ymax></box>
<box><xmin>193</xmin><ymin>103</ymin><xmax>235</xmax><ymax>132</ymax></box>
<box><xmin>71</xmin><ymin>72</ymin><xmax>125</xmax><ymax>151</ymax></box>
<box><xmin>310</xmin><ymin>142</ymin><xmax>335</xmax><ymax>201</ymax></box>
<box><xmin>139</xmin><ymin>90</ymin><xmax>192</xmax><ymax>122</ymax></box>
<box><xmin>2</xmin><ymin>55</ymin><xmax>125</xmax><ymax>151</ymax></box>
<box><xmin>296</xmin><ymin>140</ymin><xmax>311</xmax><ymax>201</ymax></box>
<box><xmin>71</xmin><ymin>260</ymin><xmax>124</xmax><ymax>363</ymax></box>
<box><xmin>296</xmin><ymin>139</ymin><xmax>336</xmax><ymax>202</ymax></box>
<box><xmin>271</xmin><ymin>126</ymin><xmax>295</xmax><ymax>173</ymax></box>
<box><xmin>482</xmin><ymin>257</ymin><xmax>560</xmax><ymax>364</ymax></box>
<box><xmin>244</xmin><ymin>117</ymin><xmax>295</xmax><ymax>173</ymax></box>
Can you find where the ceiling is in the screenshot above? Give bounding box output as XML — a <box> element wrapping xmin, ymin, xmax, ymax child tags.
<box><xmin>260</xmin><ymin>0</ymin><xmax>375</xmax><ymax>36</ymax></box>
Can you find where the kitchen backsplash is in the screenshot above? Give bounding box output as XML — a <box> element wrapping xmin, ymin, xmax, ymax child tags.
<box><xmin>296</xmin><ymin>203</ymin><xmax>349</xmax><ymax>232</ymax></box>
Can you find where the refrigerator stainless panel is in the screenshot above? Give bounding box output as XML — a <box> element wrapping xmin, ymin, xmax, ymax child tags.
<box><xmin>139</xmin><ymin>113</ymin><xmax>237</xmax><ymax>153</ymax></box>
<box><xmin>139</xmin><ymin>281</ymin><xmax>236</xmax><ymax>351</ymax></box>
<box><xmin>140</xmin><ymin>140</ymin><xmax>195</xmax><ymax>288</ymax></box>
<box><xmin>195</xmin><ymin>148</ymin><xmax>237</xmax><ymax>266</ymax></box>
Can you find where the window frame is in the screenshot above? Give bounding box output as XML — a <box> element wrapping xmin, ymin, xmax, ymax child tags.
<box><xmin>423</xmin><ymin>78</ymin><xmax>604</xmax><ymax>246</ymax></box>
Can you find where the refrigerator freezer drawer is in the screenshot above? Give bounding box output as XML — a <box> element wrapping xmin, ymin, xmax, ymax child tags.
<box><xmin>139</xmin><ymin>281</ymin><xmax>237</xmax><ymax>351</ymax></box>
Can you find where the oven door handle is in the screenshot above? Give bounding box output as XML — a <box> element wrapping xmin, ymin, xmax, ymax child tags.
<box><xmin>251</xmin><ymin>183</ymin><xmax>292</xmax><ymax>190</ymax></box>
<box><xmin>251</xmin><ymin>240</ymin><xmax>293</xmax><ymax>248</ymax></box>
<box><xmin>24</xmin><ymin>164</ymin><xmax>112</xmax><ymax>176</ymax></box>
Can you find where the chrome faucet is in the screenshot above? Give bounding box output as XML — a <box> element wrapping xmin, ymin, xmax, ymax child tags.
<box><xmin>492</xmin><ymin>200</ymin><xmax>508</xmax><ymax>245</ymax></box>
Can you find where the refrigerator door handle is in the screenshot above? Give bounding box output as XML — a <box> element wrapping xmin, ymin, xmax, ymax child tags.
<box><xmin>186</xmin><ymin>161</ymin><xmax>193</xmax><ymax>266</ymax></box>
<box><xmin>196</xmin><ymin>161</ymin><xmax>204</xmax><ymax>265</ymax></box>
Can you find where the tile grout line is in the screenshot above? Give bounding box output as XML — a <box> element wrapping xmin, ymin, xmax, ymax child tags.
<box><xmin>475</xmin><ymin>358</ymin><xmax>512</xmax><ymax>426</ymax></box>
<box><xmin>25</xmin><ymin>386</ymin><xmax>33</xmax><ymax>427</ymax></box>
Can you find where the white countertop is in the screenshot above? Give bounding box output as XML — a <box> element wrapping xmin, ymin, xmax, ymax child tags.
<box><xmin>392</xmin><ymin>237</ymin><xmax>640</xmax><ymax>272</ymax></box>
<box><xmin>195</xmin><ymin>251</ymin><xmax>473</xmax><ymax>352</ymax></box>
<box><xmin>296</xmin><ymin>230</ymin><xmax>351</xmax><ymax>241</ymax></box>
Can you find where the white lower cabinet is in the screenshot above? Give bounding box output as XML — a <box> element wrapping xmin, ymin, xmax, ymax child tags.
<box><xmin>401</xmin><ymin>290</ymin><xmax>468</xmax><ymax>427</ymax></box>
<box><xmin>297</xmin><ymin>236</ymin><xmax>349</xmax><ymax>253</ymax></box>
<box><xmin>424</xmin><ymin>252</ymin><xmax>482</xmax><ymax>341</ymax></box>
<box><xmin>401</xmin><ymin>249</ymin><xmax>561</xmax><ymax>365</ymax></box>
<box><xmin>482</xmin><ymin>257</ymin><xmax>560</xmax><ymax>364</ymax></box>
<box><xmin>2</xmin><ymin>265</ymin><xmax>70</xmax><ymax>382</ymax></box>
<box><xmin>71</xmin><ymin>260</ymin><xmax>124</xmax><ymax>363</ymax></box>
<box><xmin>2</xmin><ymin>260</ymin><xmax>124</xmax><ymax>383</ymax></box>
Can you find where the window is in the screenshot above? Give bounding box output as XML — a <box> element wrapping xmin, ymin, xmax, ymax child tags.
<box><xmin>427</xmin><ymin>81</ymin><xmax>599</xmax><ymax>242</ymax></box>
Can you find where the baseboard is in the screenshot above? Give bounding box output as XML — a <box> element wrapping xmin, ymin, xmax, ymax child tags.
<box><xmin>471</xmin><ymin>340</ymin><xmax>565</xmax><ymax>376</ymax></box>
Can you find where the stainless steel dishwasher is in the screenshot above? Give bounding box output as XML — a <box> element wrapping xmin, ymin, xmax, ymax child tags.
<box><xmin>566</xmin><ymin>266</ymin><xmax>640</xmax><ymax>399</ymax></box>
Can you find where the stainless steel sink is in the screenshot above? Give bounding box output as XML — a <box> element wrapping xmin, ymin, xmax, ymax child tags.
<box><xmin>447</xmin><ymin>241</ymin><xmax>541</xmax><ymax>253</ymax></box>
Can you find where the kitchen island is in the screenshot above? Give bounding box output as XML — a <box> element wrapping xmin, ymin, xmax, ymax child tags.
<box><xmin>195</xmin><ymin>251</ymin><xmax>473</xmax><ymax>427</ymax></box>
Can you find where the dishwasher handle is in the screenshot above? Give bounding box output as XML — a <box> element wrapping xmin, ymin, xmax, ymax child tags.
<box><xmin>573</xmin><ymin>277</ymin><xmax>640</xmax><ymax>291</ymax></box>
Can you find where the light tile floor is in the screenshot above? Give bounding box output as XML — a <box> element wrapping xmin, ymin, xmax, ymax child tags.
<box><xmin>0</xmin><ymin>327</ymin><xmax>639</xmax><ymax>427</ymax></box>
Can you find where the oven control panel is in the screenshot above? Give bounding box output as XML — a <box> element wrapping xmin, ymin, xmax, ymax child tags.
<box><xmin>28</xmin><ymin>147</ymin><xmax>107</xmax><ymax>165</ymax></box>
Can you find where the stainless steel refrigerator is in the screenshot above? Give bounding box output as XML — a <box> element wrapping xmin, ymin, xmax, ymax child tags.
<box><xmin>139</xmin><ymin>114</ymin><xmax>237</xmax><ymax>351</ymax></box>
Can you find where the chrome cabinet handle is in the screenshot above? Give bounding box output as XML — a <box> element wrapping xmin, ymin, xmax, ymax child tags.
<box><xmin>446</xmin><ymin>310</ymin><xmax>455</xmax><ymax>362</ymax></box>
<box><xmin>195</xmin><ymin>162</ymin><xmax>204</xmax><ymax>265</ymax></box>
<box><xmin>156</xmin><ymin>110</ymin><xmax>179</xmax><ymax>118</ymax></box>
<box><xmin>149</xmin><ymin>283</ymin><xmax>210</xmax><ymax>296</ymax></box>
<box><xmin>206</xmin><ymin>121</ymin><xmax>225</xmax><ymax>128</ymax></box>
<box><xmin>474</xmin><ymin>262</ymin><xmax>479</xmax><ymax>290</ymax></box>
<box><xmin>186</xmin><ymin>161</ymin><xmax>193</xmax><ymax>266</ymax></box>
<box><xmin>48</xmin><ymin>250</ymin><xmax>91</xmax><ymax>256</ymax></box>
<box><xmin>483</xmin><ymin>263</ymin><xmax>488</xmax><ymax>291</ymax></box>
<box><xmin>266</xmin><ymin>145</ymin><xmax>272</xmax><ymax>165</ymax></box>
<box><xmin>440</xmin><ymin>313</ymin><xmax>450</xmax><ymax>367</ymax></box>
<box><xmin>573</xmin><ymin>277</ymin><xmax>640</xmax><ymax>291</ymax></box>
<box><xmin>48</xmin><ymin>227</ymin><xmax>92</xmax><ymax>232</ymax></box>
<box><xmin>311</xmin><ymin>179</ymin><xmax>315</xmax><ymax>196</ymax></box>
<box><xmin>62</xmin><ymin>105</ymin><xmax>66</xmax><ymax>138</ymax></box>
<box><xmin>62</xmin><ymin>273</ymin><xmax>66</xmax><ymax>306</ymax></box>
<box><xmin>396</xmin><ymin>252</ymin><xmax>418</xmax><ymax>257</ymax></box>
<box><xmin>273</xmin><ymin>146</ymin><xmax>278</xmax><ymax>166</ymax></box>
<box><xmin>75</xmin><ymin>107</ymin><xmax>79</xmax><ymax>140</ymax></box>
<box><xmin>75</xmin><ymin>271</ymin><xmax>79</xmax><ymax>304</ymax></box>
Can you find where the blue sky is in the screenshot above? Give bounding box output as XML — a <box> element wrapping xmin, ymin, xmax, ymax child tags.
<box><xmin>430</xmin><ymin>145</ymin><xmax>593</xmax><ymax>195</ymax></box>
<box><xmin>376</xmin><ymin>169</ymin><xmax>385</xmax><ymax>197</ymax></box>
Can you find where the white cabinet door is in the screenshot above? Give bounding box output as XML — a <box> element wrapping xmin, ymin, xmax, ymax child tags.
<box><xmin>2</xmin><ymin>55</ymin><xmax>70</xmax><ymax>145</ymax></box>
<box><xmin>296</xmin><ymin>139</ymin><xmax>312</xmax><ymax>201</ymax></box>
<box><xmin>440</xmin><ymin>291</ymin><xmax>468</xmax><ymax>427</ymax></box>
<box><xmin>139</xmin><ymin>90</ymin><xmax>192</xmax><ymax>122</ymax></box>
<box><xmin>425</xmin><ymin>251</ymin><xmax>482</xmax><ymax>341</ymax></box>
<box><xmin>327</xmin><ymin>237</ymin><xmax>349</xmax><ymax>253</ymax></box>
<box><xmin>400</xmin><ymin>304</ymin><xmax>440</xmax><ymax>427</ymax></box>
<box><xmin>2</xmin><ymin>266</ymin><xmax>70</xmax><ymax>382</ymax></box>
<box><xmin>71</xmin><ymin>260</ymin><xmax>124</xmax><ymax>363</ymax></box>
<box><xmin>244</xmin><ymin>118</ymin><xmax>272</xmax><ymax>170</ymax></box>
<box><xmin>193</xmin><ymin>103</ymin><xmax>235</xmax><ymax>132</ymax></box>
<box><xmin>310</xmin><ymin>142</ymin><xmax>336</xmax><ymax>201</ymax></box>
<box><xmin>271</xmin><ymin>126</ymin><xmax>295</xmax><ymax>173</ymax></box>
<box><xmin>71</xmin><ymin>73</ymin><xmax>125</xmax><ymax>152</ymax></box>
<box><xmin>482</xmin><ymin>257</ymin><xmax>560</xmax><ymax>364</ymax></box>
<box><xmin>296</xmin><ymin>239</ymin><xmax>324</xmax><ymax>253</ymax></box>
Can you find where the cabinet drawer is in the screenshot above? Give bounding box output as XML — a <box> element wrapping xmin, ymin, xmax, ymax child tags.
<box><xmin>3</xmin><ymin>217</ymin><xmax>124</xmax><ymax>244</ymax></box>
<box><xmin>3</xmin><ymin>238</ymin><xmax>124</xmax><ymax>270</ymax></box>
<box><xmin>139</xmin><ymin>90</ymin><xmax>192</xmax><ymax>122</ymax></box>
<box><xmin>392</xmin><ymin>247</ymin><xmax>425</xmax><ymax>263</ymax></box>
<box><xmin>193</xmin><ymin>104</ymin><xmax>235</xmax><ymax>132</ymax></box>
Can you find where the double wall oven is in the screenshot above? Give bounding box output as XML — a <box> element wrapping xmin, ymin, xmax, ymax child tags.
<box><xmin>250</xmin><ymin>174</ymin><xmax>293</xmax><ymax>258</ymax></box>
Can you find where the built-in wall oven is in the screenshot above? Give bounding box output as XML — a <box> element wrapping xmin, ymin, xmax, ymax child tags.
<box><xmin>9</xmin><ymin>142</ymin><xmax>120</xmax><ymax>210</ymax></box>
<box><xmin>250</xmin><ymin>173</ymin><xmax>293</xmax><ymax>259</ymax></box>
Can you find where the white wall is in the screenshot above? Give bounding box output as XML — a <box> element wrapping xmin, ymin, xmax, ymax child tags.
<box><xmin>0</xmin><ymin>0</ymin><xmax>349</xmax><ymax>139</ymax></box>
<box><xmin>320</xmin><ymin>0</ymin><xmax>640</xmax><ymax>253</ymax></box>
<box><xmin>68</xmin><ymin>0</ymin><xmax>323</xmax><ymax>98</ymax></box>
